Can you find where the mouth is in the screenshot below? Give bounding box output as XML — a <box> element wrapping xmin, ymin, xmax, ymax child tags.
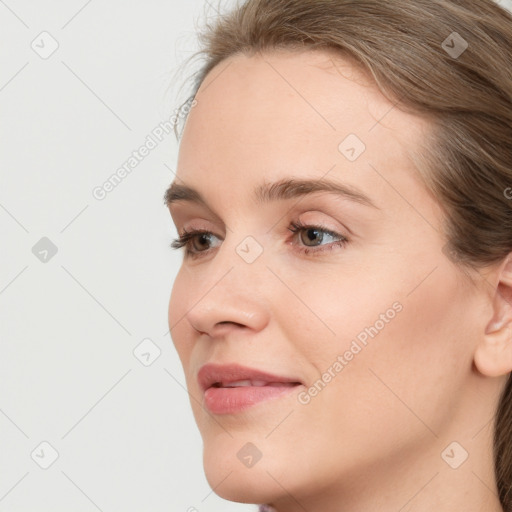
<box><xmin>198</xmin><ymin>363</ymin><xmax>303</xmax><ymax>391</ymax></box>
<box><xmin>198</xmin><ymin>363</ymin><xmax>304</xmax><ymax>414</ymax></box>
<box><xmin>211</xmin><ymin>380</ymin><xmax>300</xmax><ymax>388</ymax></box>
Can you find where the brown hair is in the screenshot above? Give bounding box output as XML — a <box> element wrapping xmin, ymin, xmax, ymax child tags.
<box><xmin>173</xmin><ymin>0</ymin><xmax>512</xmax><ymax>508</ymax></box>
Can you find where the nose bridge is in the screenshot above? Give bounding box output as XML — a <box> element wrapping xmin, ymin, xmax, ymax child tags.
<box><xmin>184</xmin><ymin>232</ymin><xmax>272</xmax><ymax>336</ymax></box>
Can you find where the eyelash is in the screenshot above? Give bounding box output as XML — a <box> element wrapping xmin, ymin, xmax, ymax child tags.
<box><xmin>170</xmin><ymin>220</ymin><xmax>349</xmax><ymax>259</ymax></box>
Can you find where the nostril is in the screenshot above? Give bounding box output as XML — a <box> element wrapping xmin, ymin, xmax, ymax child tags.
<box><xmin>217</xmin><ymin>321</ymin><xmax>245</xmax><ymax>328</ymax></box>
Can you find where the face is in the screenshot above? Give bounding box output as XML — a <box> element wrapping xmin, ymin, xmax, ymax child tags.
<box><xmin>166</xmin><ymin>50</ymin><xmax>488</xmax><ymax>508</ymax></box>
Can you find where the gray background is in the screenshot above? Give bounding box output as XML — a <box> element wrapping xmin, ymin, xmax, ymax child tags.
<box><xmin>1</xmin><ymin>1</ymin><xmax>511</xmax><ymax>511</ymax></box>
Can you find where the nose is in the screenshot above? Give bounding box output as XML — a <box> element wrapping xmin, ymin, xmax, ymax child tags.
<box><xmin>183</xmin><ymin>258</ymin><xmax>271</xmax><ymax>339</ymax></box>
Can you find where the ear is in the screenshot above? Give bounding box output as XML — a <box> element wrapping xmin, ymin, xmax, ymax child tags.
<box><xmin>474</xmin><ymin>253</ymin><xmax>512</xmax><ymax>377</ymax></box>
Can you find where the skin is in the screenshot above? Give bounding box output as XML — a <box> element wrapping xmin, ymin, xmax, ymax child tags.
<box><xmin>166</xmin><ymin>49</ymin><xmax>512</xmax><ymax>512</ymax></box>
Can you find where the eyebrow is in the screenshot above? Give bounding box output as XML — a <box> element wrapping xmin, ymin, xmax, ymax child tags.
<box><xmin>164</xmin><ymin>177</ymin><xmax>379</xmax><ymax>210</ymax></box>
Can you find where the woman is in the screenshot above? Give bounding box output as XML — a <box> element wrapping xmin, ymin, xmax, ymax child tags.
<box><xmin>164</xmin><ymin>1</ymin><xmax>512</xmax><ymax>510</ymax></box>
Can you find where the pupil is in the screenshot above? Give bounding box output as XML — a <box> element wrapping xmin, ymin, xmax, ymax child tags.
<box><xmin>195</xmin><ymin>234</ymin><xmax>209</xmax><ymax>250</ymax></box>
<box><xmin>304</xmin><ymin>228</ymin><xmax>322</xmax><ymax>246</ymax></box>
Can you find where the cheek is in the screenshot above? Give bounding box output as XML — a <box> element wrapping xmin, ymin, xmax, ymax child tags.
<box><xmin>299</xmin><ymin>258</ymin><xmax>473</xmax><ymax>439</ymax></box>
<box><xmin>286</xmin><ymin>252</ymin><xmax>465</xmax><ymax>385</ymax></box>
<box><xmin>168</xmin><ymin>272</ymin><xmax>206</xmax><ymax>426</ymax></box>
<box><xmin>168</xmin><ymin>270</ymin><xmax>193</xmax><ymax>364</ymax></box>
<box><xmin>280</xmin><ymin>241</ymin><xmax>467</xmax><ymax>374</ymax></box>
<box><xmin>255</xmin><ymin>262</ymin><xmax>471</xmax><ymax>490</ymax></box>
<box><xmin>274</xmin><ymin>260</ymin><xmax>401</xmax><ymax>369</ymax></box>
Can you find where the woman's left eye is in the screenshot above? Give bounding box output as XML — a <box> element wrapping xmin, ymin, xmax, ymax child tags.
<box><xmin>170</xmin><ymin>220</ymin><xmax>349</xmax><ymax>259</ymax></box>
<box><xmin>287</xmin><ymin>220</ymin><xmax>349</xmax><ymax>255</ymax></box>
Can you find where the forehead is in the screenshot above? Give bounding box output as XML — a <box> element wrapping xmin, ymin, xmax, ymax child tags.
<box><xmin>176</xmin><ymin>49</ymin><xmax>432</xmax><ymax>212</ymax></box>
<box><xmin>187</xmin><ymin>48</ymin><xmax>425</xmax><ymax>134</ymax></box>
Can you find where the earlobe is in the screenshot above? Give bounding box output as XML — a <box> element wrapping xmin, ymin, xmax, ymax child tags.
<box><xmin>474</xmin><ymin>325</ymin><xmax>512</xmax><ymax>377</ymax></box>
<box><xmin>474</xmin><ymin>254</ymin><xmax>512</xmax><ymax>378</ymax></box>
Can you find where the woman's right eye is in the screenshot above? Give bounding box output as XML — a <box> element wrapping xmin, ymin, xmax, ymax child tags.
<box><xmin>170</xmin><ymin>228</ymin><xmax>221</xmax><ymax>258</ymax></box>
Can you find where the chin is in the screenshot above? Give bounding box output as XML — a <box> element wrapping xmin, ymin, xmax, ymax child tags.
<box><xmin>202</xmin><ymin>439</ymin><xmax>288</xmax><ymax>504</ymax></box>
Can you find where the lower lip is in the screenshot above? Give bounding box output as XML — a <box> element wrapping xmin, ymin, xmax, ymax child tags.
<box><xmin>203</xmin><ymin>384</ymin><xmax>301</xmax><ymax>414</ymax></box>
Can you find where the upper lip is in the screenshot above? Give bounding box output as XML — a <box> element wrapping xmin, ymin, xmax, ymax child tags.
<box><xmin>198</xmin><ymin>363</ymin><xmax>303</xmax><ymax>392</ymax></box>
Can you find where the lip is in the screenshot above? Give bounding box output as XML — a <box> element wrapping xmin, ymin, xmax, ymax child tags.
<box><xmin>198</xmin><ymin>363</ymin><xmax>304</xmax><ymax>415</ymax></box>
